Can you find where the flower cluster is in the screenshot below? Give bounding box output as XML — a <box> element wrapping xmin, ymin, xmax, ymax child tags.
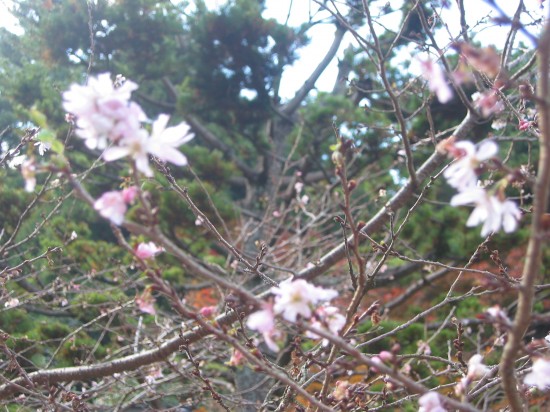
<box><xmin>246</xmin><ymin>278</ymin><xmax>342</xmax><ymax>352</ymax></box>
<box><xmin>439</xmin><ymin>138</ymin><xmax>521</xmax><ymax>236</ymax></box>
<box><xmin>63</xmin><ymin>73</ymin><xmax>194</xmax><ymax>177</ymax></box>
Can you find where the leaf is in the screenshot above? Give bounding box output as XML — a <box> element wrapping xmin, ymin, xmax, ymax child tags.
<box><xmin>37</xmin><ymin>129</ymin><xmax>64</xmax><ymax>154</ymax></box>
<box><xmin>29</xmin><ymin>107</ymin><xmax>49</xmax><ymax>128</ymax></box>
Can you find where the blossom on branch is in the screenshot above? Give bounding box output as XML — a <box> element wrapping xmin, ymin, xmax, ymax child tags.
<box><xmin>418</xmin><ymin>391</ymin><xmax>446</xmax><ymax>412</ymax></box>
<box><xmin>94</xmin><ymin>186</ymin><xmax>138</xmax><ymax>225</ymax></box>
<box><xmin>306</xmin><ymin>306</ymin><xmax>346</xmax><ymax>345</ymax></box>
<box><xmin>63</xmin><ymin>73</ymin><xmax>144</xmax><ymax>150</ymax></box>
<box><xmin>450</xmin><ymin>188</ymin><xmax>521</xmax><ymax>236</ymax></box>
<box><xmin>135</xmin><ymin>242</ymin><xmax>164</xmax><ymax>260</ymax></box>
<box><xmin>472</xmin><ymin>91</ymin><xmax>504</xmax><ymax>118</ymax></box>
<box><xmin>271</xmin><ymin>278</ymin><xmax>338</xmax><ymax>322</ymax></box>
<box><xmin>102</xmin><ymin>114</ymin><xmax>193</xmax><ymax>176</ymax></box>
<box><xmin>63</xmin><ymin>74</ymin><xmax>194</xmax><ymax>176</ymax></box>
<box><xmin>524</xmin><ymin>358</ymin><xmax>550</xmax><ymax>390</ymax></box>
<box><xmin>419</xmin><ymin>59</ymin><xmax>453</xmax><ymax>104</ymax></box>
<box><xmin>246</xmin><ymin>304</ymin><xmax>281</xmax><ymax>352</ymax></box>
<box><xmin>466</xmin><ymin>354</ymin><xmax>490</xmax><ymax>380</ymax></box>
<box><xmin>135</xmin><ymin>287</ymin><xmax>156</xmax><ymax>315</ymax></box>
<box><xmin>442</xmin><ymin>140</ymin><xmax>498</xmax><ymax>190</ymax></box>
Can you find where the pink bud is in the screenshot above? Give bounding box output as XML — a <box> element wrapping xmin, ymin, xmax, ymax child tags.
<box><xmin>199</xmin><ymin>306</ymin><xmax>217</xmax><ymax>317</ymax></box>
<box><xmin>122</xmin><ymin>186</ymin><xmax>138</xmax><ymax>204</ymax></box>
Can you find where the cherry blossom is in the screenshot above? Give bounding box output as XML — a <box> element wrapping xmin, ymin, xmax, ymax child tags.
<box><xmin>418</xmin><ymin>391</ymin><xmax>446</xmax><ymax>412</ymax></box>
<box><xmin>450</xmin><ymin>188</ymin><xmax>521</xmax><ymax>236</ymax></box>
<box><xmin>466</xmin><ymin>354</ymin><xmax>490</xmax><ymax>380</ymax></box>
<box><xmin>135</xmin><ymin>242</ymin><xmax>164</xmax><ymax>259</ymax></box>
<box><xmin>148</xmin><ymin>114</ymin><xmax>194</xmax><ymax>165</ymax></box>
<box><xmin>94</xmin><ymin>191</ymin><xmax>128</xmax><ymax>225</ymax></box>
<box><xmin>246</xmin><ymin>304</ymin><xmax>281</xmax><ymax>352</ymax></box>
<box><xmin>145</xmin><ymin>365</ymin><xmax>163</xmax><ymax>384</ymax></box>
<box><xmin>199</xmin><ymin>306</ymin><xmax>217</xmax><ymax>318</ymax></box>
<box><xmin>121</xmin><ymin>186</ymin><xmax>138</xmax><ymax>204</ymax></box>
<box><xmin>307</xmin><ymin>306</ymin><xmax>346</xmax><ymax>345</ymax></box>
<box><xmin>524</xmin><ymin>358</ymin><xmax>550</xmax><ymax>390</ymax></box>
<box><xmin>94</xmin><ymin>186</ymin><xmax>137</xmax><ymax>225</ymax></box>
<box><xmin>472</xmin><ymin>91</ymin><xmax>504</xmax><ymax>117</ymax></box>
<box><xmin>102</xmin><ymin>114</ymin><xmax>193</xmax><ymax>176</ymax></box>
<box><xmin>135</xmin><ymin>287</ymin><xmax>156</xmax><ymax>315</ymax></box>
<box><xmin>228</xmin><ymin>349</ymin><xmax>245</xmax><ymax>366</ymax></box>
<box><xmin>271</xmin><ymin>278</ymin><xmax>338</xmax><ymax>322</ymax></box>
<box><xmin>34</xmin><ymin>140</ymin><xmax>51</xmax><ymax>156</ymax></box>
<box><xmin>21</xmin><ymin>158</ymin><xmax>36</xmax><ymax>192</ymax></box>
<box><xmin>443</xmin><ymin>140</ymin><xmax>498</xmax><ymax>190</ymax></box>
<box><xmin>4</xmin><ymin>298</ymin><xmax>20</xmax><ymax>308</ymax></box>
<box><xmin>63</xmin><ymin>73</ymin><xmax>144</xmax><ymax>150</ymax></box>
<box><xmin>518</xmin><ymin>119</ymin><xmax>532</xmax><ymax>131</ymax></box>
<box><xmin>419</xmin><ymin>59</ymin><xmax>453</xmax><ymax>104</ymax></box>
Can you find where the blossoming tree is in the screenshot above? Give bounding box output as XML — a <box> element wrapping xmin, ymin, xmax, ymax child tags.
<box><xmin>0</xmin><ymin>0</ymin><xmax>549</xmax><ymax>411</ymax></box>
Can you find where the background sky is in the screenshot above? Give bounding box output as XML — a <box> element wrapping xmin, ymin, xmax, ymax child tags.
<box><xmin>0</xmin><ymin>0</ymin><xmax>547</xmax><ymax>99</ymax></box>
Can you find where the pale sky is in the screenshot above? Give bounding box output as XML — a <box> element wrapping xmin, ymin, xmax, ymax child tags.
<box><xmin>0</xmin><ymin>0</ymin><xmax>547</xmax><ymax>99</ymax></box>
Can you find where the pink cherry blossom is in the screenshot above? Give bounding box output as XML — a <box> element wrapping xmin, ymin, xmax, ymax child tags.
<box><xmin>472</xmin><ymin>91</ymin><xmax>504</xmax><ymax>117</ymax></box>
<box><xmin>450</xmin><ymin>188</ymin><xmax>521</xmax><ymax>236</ymax></box>
<box><xmin>228</xmin><ymin>349</ymin><xmax>245</xmax><ymax>366</ymax></box>
<box><xmin>246</xmin><ymin>304</ymin><xmax>280</xmax><ymax>352</ymax></box>
<box><xmin>443</xmin><ymin>140</ymin><xmax>498</xmax><ymax>190</ymax></box>
<box><xmin>94</xmin><ymin>187</ymin><xmax>138</xmax><ymax>225</ymax></box>
<box><xmin>418</xmin><ymin>391</ymin><xmax>447</xmax><ymax>412</ymax></box>
<box><xmin>135</xmin><ymin>242</ymin><xmax>164</xmax><ymax>259</ymax></box>
<box><xmin>524</xmin><ymin>358</ymin><xmax>550</xmax><ymax>390</ymax></box>
<box><xmin>94</xmin><ymin>191</ymin><xmax>128</xmax><ymax>225</ymax></box>
<box><xmin>121</xmin><ymin>186</ymin><xmax>138</xmax><ymax>204</ymax></box>
<box><xmin>519</xmin><ymin>119</ymin><xmax>531</xmax><ymax>131</ymax></box>
<box><xmin>135</xmin><ymin>288</ymin><xmax>156</xmax><ymax>315</ymax></box>
<box><xmin>199</xmin><ymin>306</ymin><xmax>217</xmax><ymax>318</ymax></box>
<box><xmin>145</xmin><ymin>365</ymin><xmax>163</xmax><ymax>384</ymax></box>
<box><xmin>419</xmin><ymin>59</ymin><xmax>453</xmax><ymax>104</ymax></box>
<box><xmin>271</xmin><ymin>278</ymin><xmax>338</xmax><ymax>322</ymax></box>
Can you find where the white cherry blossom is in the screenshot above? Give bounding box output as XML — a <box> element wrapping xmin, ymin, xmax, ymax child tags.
<box><xmin>102</xmin><ymin>114</ymin><xmax>193</xmax><ymax>176</ymax></box>
<box><xmin>443</xmin><ymin>140</ymin><xmax>498</xmax><ymax>190</ymax></box>
<box><xmin>418</xmin><ymin>391</ymin><xmax>446</xmax><ymax>412</ymax></box>
<box><xmin>271</xmin><ymin>278</ymin><xmax>338</xmax><ymax>322</ymax></box>
<box><xmin>450</xmin><ymin>188</ymin><xmax>521</xmax><ymax>236</ymax></box>
<box><xmin>524</xmin><ymin>358</ymin><xmax>550</xmax><ymax>390</ymax></box>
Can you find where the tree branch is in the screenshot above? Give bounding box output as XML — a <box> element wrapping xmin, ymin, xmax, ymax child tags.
<box><xmin>297</xmin><ymin>111</ymin><xmax>478</xmax><ymax>281</ymax></box>
<box><xmin>499</xmin><ymin>11</ymin><xmax>550</xmax><ymax>411</ymax></box>
<box><xmin>282</xmin><ymin>25</ymin><xmax>347</xmax><ymax>116</ymax></box>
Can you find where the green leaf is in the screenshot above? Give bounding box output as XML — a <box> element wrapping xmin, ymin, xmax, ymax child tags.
<box><xmin>29</xmin><ymin>106</ymin><xmax>49</xmax><ymax>128</ymax></box>
<box><xmin>37</xmin><ymin>129</ymin><xmax>64</xmax><ymax>154</ymax></box>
